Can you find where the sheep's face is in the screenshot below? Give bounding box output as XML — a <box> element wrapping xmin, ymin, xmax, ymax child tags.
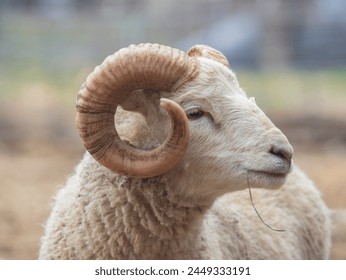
<box><xmin>116</xmin><ymin>57</ymin><xmax>293</xmax><ymax>202</ymax></box>
<box><xmin>79</xmin><ymin>43</ymin><xmax>293</xmax><ymax>203</ymax></box>
<box><xmin>169</xmin><ymin>58</ymin><xmax>293</xmax><ymax>201</ymax></box>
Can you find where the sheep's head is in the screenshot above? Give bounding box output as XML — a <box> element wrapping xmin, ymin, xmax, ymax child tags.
<box><xmin>76</xmin><ymin>43</ymin><xmax>293</xmax><ymax>201</ymax></box>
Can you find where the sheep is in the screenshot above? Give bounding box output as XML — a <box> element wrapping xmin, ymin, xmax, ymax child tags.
<box><xmin>39</xmin><ymin>43</ymin><xmax>331</xmax><ymax>259</ymax></box>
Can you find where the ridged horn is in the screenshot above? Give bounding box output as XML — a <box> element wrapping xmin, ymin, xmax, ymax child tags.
<box><xmin>187</xmin><ymin>45</ymin><xmax>230</xmax><ymax>68</ymax></box>
<box><xmin>76</xmin><ymin>43</ymin><xmax>199</xmax><ymax>178</ymax></box>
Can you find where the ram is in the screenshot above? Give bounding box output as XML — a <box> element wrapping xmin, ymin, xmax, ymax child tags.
<box><xmin>39</xmin><ymin>43</ymin><xmax>331</xmax><ymax>259</ymax></box>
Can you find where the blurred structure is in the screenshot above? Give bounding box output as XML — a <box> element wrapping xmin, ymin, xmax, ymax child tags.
<box><xmin>1</xmin><ymin>0</ymin><xmax>346</xmax><ymax>70</ymax></box>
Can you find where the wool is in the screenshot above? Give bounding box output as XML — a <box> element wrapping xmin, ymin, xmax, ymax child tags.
<box><xmin>39</xmin><ymin>155</ymin><xmax>331</xmax><ymax>259</ymax></box>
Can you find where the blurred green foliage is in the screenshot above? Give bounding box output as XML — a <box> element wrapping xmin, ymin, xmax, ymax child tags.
<box><xmin>1</xmin><ymin>58</ymin><xmax>345</xmax><ymax>114</ymax></box>
<box><xmin>238</xmin><ymin>70</ymin><xmax>346</xmax><ymax>113</ymax></box>
<box><xmin>1</xmin><ymin>10</ymin><xmax>345</xmax><ymax>113</ymax></box>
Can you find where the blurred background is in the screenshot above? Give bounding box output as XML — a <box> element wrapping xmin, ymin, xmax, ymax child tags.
<box><xmin>0</xmin><ymin>0</ymin><xmax>345</xmax><ymax>259</ymax></box>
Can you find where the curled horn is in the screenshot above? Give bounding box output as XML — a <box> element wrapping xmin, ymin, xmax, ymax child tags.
<box><xmin>187</xmin><ymin>45</ymin><xmax>230</xmax><ymax>68</ymax></box>
<box><xmin>76</xmin><ymin>43</ymin><xmax>200</xmax><ymax>178</ymax></box>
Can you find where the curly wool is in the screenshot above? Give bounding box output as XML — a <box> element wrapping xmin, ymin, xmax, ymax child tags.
<box><xmin>40</xmin><ymin>153</ymin><xmax>208</xmax><ymax>259</ymax></box>
<box><xmin>39</xmin><ymin>153</ymin><xmax>331</xmax><ymax>259</ymax></box>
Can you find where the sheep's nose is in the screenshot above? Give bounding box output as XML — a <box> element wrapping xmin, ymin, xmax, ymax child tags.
<box><xmin>269</xmin><ymin>144</ymin><xmax>293</xmax><ymax>164</ymax></box>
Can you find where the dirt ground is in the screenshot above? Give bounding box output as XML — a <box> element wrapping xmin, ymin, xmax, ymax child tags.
<box><xmin>0</xmin><ymin>95</ymin><xmax>345</xmax><ymax>260</ymax></box>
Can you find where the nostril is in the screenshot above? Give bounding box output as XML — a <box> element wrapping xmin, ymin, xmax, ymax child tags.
<box><xmin>269</xmin><ymin>146</ymin><xmax>292</xmax><ymax>163</ymax></box>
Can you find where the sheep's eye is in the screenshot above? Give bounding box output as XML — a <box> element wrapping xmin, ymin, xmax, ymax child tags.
<box><xmin>186</xmin><ymin>108</ymin><xmax>204</xmax><ymax>120</ymax></box>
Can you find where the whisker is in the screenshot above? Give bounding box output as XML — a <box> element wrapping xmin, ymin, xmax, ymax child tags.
<box><xmin>246</xmin><ymin>170</ymin><xmax>285</xmax><ymax>232</ymax></box>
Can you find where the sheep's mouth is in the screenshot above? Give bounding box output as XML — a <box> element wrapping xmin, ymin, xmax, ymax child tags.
<box><xmin>249</xmin><ymin>170</ymin><xmax>288</xmax><ymax>179</ymax></box>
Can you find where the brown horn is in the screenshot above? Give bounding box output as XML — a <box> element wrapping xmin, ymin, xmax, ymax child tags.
<box><xmin>187</xmin><ymin>45</ymin><xmax>230</xmax><ymax>68</ymax></box>
<box><xmin>76</xmin><ymin>43</ymin><xmax>199</xmax><ymax>178</ymax></box>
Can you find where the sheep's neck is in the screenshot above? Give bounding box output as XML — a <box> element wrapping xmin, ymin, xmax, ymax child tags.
<box><xmin>116</xmin><ymin>178</ymin><xmax>209</xmax><ymax>259</ymax></box>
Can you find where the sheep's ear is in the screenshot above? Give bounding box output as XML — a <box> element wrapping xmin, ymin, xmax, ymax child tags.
<box><xmin>187</xmin><ymin>45</ymin><xmax>230</xmax><ymax>68</ymax></box>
